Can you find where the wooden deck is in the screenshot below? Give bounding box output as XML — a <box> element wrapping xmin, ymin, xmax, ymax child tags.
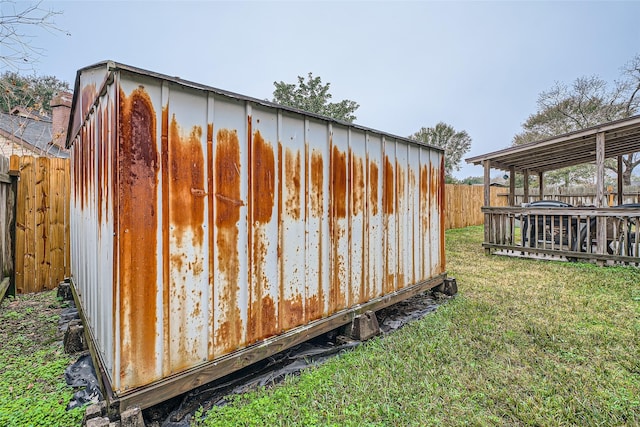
<box><xmin>482</xmin><ymin>206</ymin><xmax>640</xmax><ymax>266</ymax></box>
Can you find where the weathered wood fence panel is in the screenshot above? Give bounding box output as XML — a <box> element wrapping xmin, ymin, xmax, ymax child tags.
<box><xmin>1</xmin><ymin>155</ymin><xmax>14</xmax><ymax>279</ymax></box>
<box><xmin>445</xmin><ymin>185</ymin><xmax>507</xmax><ymax>230</ymax></box>
<box><xmin>11</xmin><ymin>155</ymin><xmax>70</xmax><ymax>293</ymax></box>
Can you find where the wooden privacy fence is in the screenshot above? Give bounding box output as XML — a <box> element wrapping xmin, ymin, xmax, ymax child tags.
<box><xmin>11</xmin><ymin>155</ymin><xmax>70</xmax><ymax>294</ymax></box>
<box><xmin>444</xmin><ymin>184</ymin><xmax>507</xmax><ymax>230</ymax></box>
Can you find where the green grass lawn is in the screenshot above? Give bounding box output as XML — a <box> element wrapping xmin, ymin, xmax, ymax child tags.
<box><xmin>0</xmin><ymin>291</ymin><xmax>84</xmax><ymax>426</ymax></box>
<box><xmin>1</xmin><ymin>226</ymin><xmax>639</xmax><ymax>426</ymax></box>
<box><xmin>199</xmin><ymin>226</ymin><xmax>640</xmax><ymax>427</ymax></box>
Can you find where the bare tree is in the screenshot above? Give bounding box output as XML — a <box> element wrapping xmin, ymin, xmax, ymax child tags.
<box><xmin>1</xmin><ymin>0</ymin><xmax>66</xmax><ymax>71</ymax></box>
<box><xmin>513</xmin><ymin>54</ymin><xmax>640</xmax><ymax>185</ymax></box>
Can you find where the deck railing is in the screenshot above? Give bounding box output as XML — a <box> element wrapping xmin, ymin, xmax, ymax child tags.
<box><xmin>482</xmin><ymin>206</ymin><xmax>640</xmax><ymax>265</ymax></box>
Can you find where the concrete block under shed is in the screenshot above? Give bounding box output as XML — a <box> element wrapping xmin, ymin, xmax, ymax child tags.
<box><xmin>344</xmin><ymin>311</ymin><xmax>380</xmax><ymax>341</ymax></box>
<box><xmin>64</xmin><ymin>320</ymin><xmax>88</xmax><ymax>353</ymax></box>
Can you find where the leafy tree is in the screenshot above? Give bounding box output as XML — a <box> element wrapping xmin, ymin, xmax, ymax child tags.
<box><xmin>459</xmin><ymin>176</ymin><xmax>484</xmax><ymax>185</ymax></box>
<box><xmin>1</xmin><ymin>0</ymin><xmax>67</xmax><ymax>71</ymax></box>
<box><xmin>272</xmin><ymin>72</ymin><xmax>359</xmax><ymax>122</ymax></box>
<box><xmin>513</xmin><ymin>53</ymin><xmax>640</xmax><ymax>185</ymax></box>
<box><xmin>0</xmin><ymin>71</ymin><xmax>70</xmax><ymax>113</ymax></box>
<box><xmin>409</xmin><ymin>122</ymin><xmax>472</xmax><ymax>179</ymax></box>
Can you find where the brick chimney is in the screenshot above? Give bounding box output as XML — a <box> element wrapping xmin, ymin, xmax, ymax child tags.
<box><xmin>51</xmin><ymin>91</ymin><xmax>72</xmax><ymax>149</ymax></box>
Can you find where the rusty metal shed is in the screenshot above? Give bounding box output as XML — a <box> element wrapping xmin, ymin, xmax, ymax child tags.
<box><xmin>466</xmin><ymin>115</ymin><xmax>640</xmax><ymax>264</ymax></box>
<box><xmin>66</xmin><ymin>61</ymin><xmax>447</xmax><ymax>410</ymax></box>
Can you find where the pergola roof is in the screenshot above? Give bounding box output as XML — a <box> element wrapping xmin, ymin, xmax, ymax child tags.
<box><xmin>466</xmin><ymin>114</ymin><xmax>640</xmax><ymax>174</ymax></box>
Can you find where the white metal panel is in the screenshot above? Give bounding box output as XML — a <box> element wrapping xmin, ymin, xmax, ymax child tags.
<box><xmin>395</xmin><ymin>140</ymin><xmax>409</xmax><ymax>290</ymax></box>
<box><xmin>430</xmin><ymin>150</ymin><xmax>443</xmax><ymax>276</ymax></box>
<box><xmin>164</xmin><ymin>84</ymin><xmax>210</xmax><ymax>373</ymax></box>
<box><xmin>116</xmin><ymin>75</ymin><xmax>165</xmax><ymax>389</ymax></box>
<box><xmin>212</xmin><ymin>96</ymin><xmax>249</xmax><ymax>356</ymax></box>
<box><xmin>305</xmin><ymin>119</ymin><xmax>331</xmax><ymax>319</ymax></box>
<box><xmin>408</xmin><ymin>144</ymin><xmax>421</xmax><ymax>284</ymax></box>
<box><xmin>278</xmin><ymin>113</ymin><xmax>306</xmax><ymax>330</ymax></box>
<box><xmin>383</xmin><ymin>138</ymin><xmax>397</xmax><ymax>294</ymax></box>
<box><xmin>366</xmin><ymin>133</ymin><xmax>384</xmax><ymax>298</ymax></box>
<box><xmin>330</xmin><ymin>125</ymin><xmax>350</xmax><ymax>313</ymax></box>
<box><xmin>248</xmin><ymin>105</ymin><xmax>280</xmax><ymax>340</ymax></box>
<box><xmin>349</xmin><ymin>129</ymin><xmax>366</xmax><ymax>304</ymax></box>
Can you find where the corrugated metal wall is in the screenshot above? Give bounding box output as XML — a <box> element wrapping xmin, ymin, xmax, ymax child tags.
<box><xmin>69</xmin><ymin>62</ymin><xmax>445</xmax><ymax>394</ymax></box>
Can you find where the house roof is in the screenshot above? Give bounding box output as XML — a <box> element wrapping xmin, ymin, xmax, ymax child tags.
<box><xmin>0</xmin><ymin>110</ymin><xmax>69</xmax><ymax>158</ymax></box>
<box><xmin>465</xmin><ymin>114</ymin><xmax>640</xmax><ymax>174</ymax></box>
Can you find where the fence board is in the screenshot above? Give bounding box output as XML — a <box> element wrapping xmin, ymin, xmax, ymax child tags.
<box><xmin>444</xmin><ymin>184</ymin><xmax>507</xmax><ymax>230</ymax></box>
<box><xmin>11</xmin><ymin>155</ymin><xmax>70</xmax><ymax>293</ymax></box>
<box><xmin>35</xmin><ymin>157</ymin><xmax>49</xmax><ymax>289</ymax></box>
<box><xmin>0</xmin><ymin>156</ymin><xmax>11</xmax><ymax>279</ymax></box>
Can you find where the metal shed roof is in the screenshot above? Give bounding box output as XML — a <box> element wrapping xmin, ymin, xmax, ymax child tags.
<box><xmin>465</xmin><ymin>114</ymin><xmax>640</xmax><ymax>174</ymax></box>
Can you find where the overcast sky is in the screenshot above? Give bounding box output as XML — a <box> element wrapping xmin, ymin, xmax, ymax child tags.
<box><xmin>14</xmin><ymin>0</ymin><xmax>640</xmax><ymax>178</ymax></box>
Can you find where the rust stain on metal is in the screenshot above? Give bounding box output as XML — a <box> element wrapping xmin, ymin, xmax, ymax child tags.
<box><xmin>308</xmin><ymin>149</ymin><xmax>324</xmax><ymax>320</ymax></box>
<box><xmin>386</xmin><ymin>274</ymin><xmax>396</xmax><ymax>293</ymax></box>
<box><xmin>103</xmin><ymin>104</ymin><xmax>110</xmax><ymax>217</ymax></box>
<box><xmin>81</xmin><ymin>83</ymin><xmax>97</xmax><ymax>126</ymax></box>
<box><xmin>383</xmin><ymin>156</ymin><xmax>394</xmax><ymax>214</ymax></box>
<box><xmin>118</xmin><ymin>87</ymin><xmax>159</xmax><ymax>386</ymax></box>
<box><xmin>305</xmin><ymin>294</ymin><xmax>321</xmax><ymax>322</ymax></box>
<box><xmin>207</xmin><ymin>123</ymin><xmax>215</xmax><ymax>359</ymax></box>
<box><xmin>285</xmin><ymin>148</ymin><xmax>301</xmax><ymax>219</ymax></box>
<box><xmin>246</xmin><ymin>116</ymin><xmax>253</xmax><ymax>331</ymax></box>
<box><xmin>283</xmin><ymin>294</ymin><xmax>303</xmax><ymax>330</ymax></box>
<box><xmin>249</xmin><ymin>130</ymin><xmax>277</xmax><ymax>342</ymax></box>
<box><xmin>369</xmin><ymin>161</ymin><xmax>379</xmax><ymax>216</ymax></box>
<box><xmin>249</xmin><ymin>234</ymin><xmax>277</xmax><ymax>341</ymax></box>
<box><xmin>161</xmin><ymin>105</ymin><xmax>170</xmax><ymax>375</ymax></box>
<box><xmin>96</xmin><ymin>108</ymin><xmax>103</xmax><ymax>225</ymax></box>
<box><xmin>420</xmin><ymin>165</ymin><xmax>430</xmax><ymax>278</ymax></box>
<box><xmin>169</xmin><ymin>115</ymin><xmax>205</xmax><ymax>246</ymax></box>
<box><xmin>396</xmin><ymin>162</ymin><xmax>405</xmax><ymax>207</ymax></box>
<box><xmin>332</xmin><ymin>146</ymin><xmax>347</xmax><ymax>218</ymax></box>
<box><xmin>310</xmin><ymin>150</ymin><xmax>323</xmax><ymax>218</ymax></box>
<box><xmin>330</xmin><ymin>145</ymin><xmax>347</xmax><ymax>313</ymax></box>
<box><xmin>352</xmin><ymin>154</ymin><xmax>365</xmax><ymax>216</ymax></box>
<box><xmin>252</xmin><ymin>131</ymin><xmax>275</xmax><ymax>223</ymax></box>
<box><xmin>276</xmin><ymin>142</ymin><xmax>283</xmax><ymax>329</ymax></box>
<box><xmin>111</xmin><ymin>93</ymin><xmax>120</xmax><ymax>362</ymax></box>
<box><xmin>215</xmin><ymin>128</ymin><xmax>243</xmax><ymax>353</ymax></box>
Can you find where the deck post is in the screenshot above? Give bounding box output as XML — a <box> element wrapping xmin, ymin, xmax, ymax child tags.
<box><xmin>596</xmin><ymin>132</ymin><xmax>606</xmax><ymax>259</ymax></box>
<box><xmin>508</xmin><ymin>165</ymin><xmax>515</xmax><ymax>206</ymax></box>
<box><xmin>538</xmin><ymin>172</ymin><xmax>544</xmax><ymax>200</ymax></box>
<box><xmin>484</xmin><ymin>160</ymin><xmax>491</xmax><ymax>255</ymax></box>
<box><xmin>617</xmin><ymin>156</ymin><xmax>623</xmax><ymax>206</ymax></box>
<box><xmin>523</xmin><ymin>170</ymin><xmax>529</xmax><ymax>206</ymax></box>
